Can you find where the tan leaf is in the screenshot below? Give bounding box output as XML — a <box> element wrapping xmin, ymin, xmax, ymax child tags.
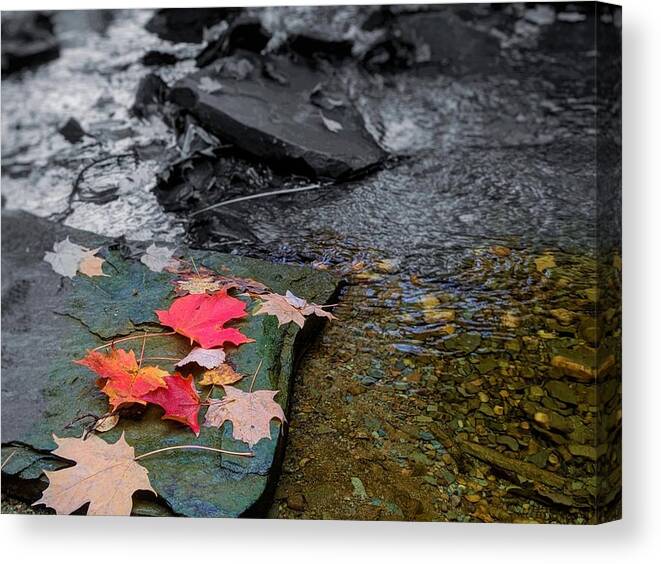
<box><xmin>301</xmin><ymin>303</ymin><xmax>337</xmax><ymax>322</ymax></box>
<box><xmin>199</xmin><ymin>364</ymin><xmax>243</xmax><ymax>386</ymax></box>
<box><xmin>174</xmin><ymin>275</ymin><xmax>225</xmax><ymax>296</ymax></box>
<box><xmin>254</xmin><ymin>290</ymin><xmax>336</xmax><ymax>328</ymax></box>
<box><xmin>176</xmin><ymin>347</ymin><xmax>226</xmax><ymax>369</ymax></box>
<box><xmin>78</xmin><ymin>252</ymin><xmax>108</xmax><ymax>277</ymax></box>
<box><xmin>140</xmin><ymin>243</ymin><xmax>177</xmax><ymax>273</ymax></box>
<box><xmin>33</xmin><ymin>433</ymin><xmax>155</xmax><ymax>515</ymax></box>
<box><xmin>204</xmin><ymin>386</ymin><xmax>285</xmax><ymax>447</ymax></box>
<box><xmin>92</xmin><ymin>414</ymin><xmax>120</xmax><ymax>433</ymax></box>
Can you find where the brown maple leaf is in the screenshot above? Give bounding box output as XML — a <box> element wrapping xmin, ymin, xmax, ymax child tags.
<box><xmin>76</xmin><ymin>349</ymin><xmax>169</xmax><ymax>411</ymax></box>
<box><xmin>33</xmin><ymin>433</ymin><xmax>155</xmax><ymax>515</ymax></box>
<box><xmin>199</xmin><ymin>364</ymin><xmax>243</xmax><ymax>386</ymax></box>
<box><xmin>254</xmin><ymin>290</ymin><xmax>336</xmax><ymax>328</ymax></box>
<box><xmin>204</xmin><ymin>386</ymin><xmax>285</xmax><ymax>447</ymax></box>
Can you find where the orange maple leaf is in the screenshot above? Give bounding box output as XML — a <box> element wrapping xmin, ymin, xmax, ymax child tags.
<box><xmin>76</xmin><ymin>349</ymin><xmax>168</xmax><ymax>411</ymax></box>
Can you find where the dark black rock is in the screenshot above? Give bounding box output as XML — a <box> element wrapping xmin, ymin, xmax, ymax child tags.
<box><xmin>169</xmin><ymin>53</ymin><xmax>386</xmax><ymax>179</ymax></box>
<box><xmin>58</xmin><ymin>117</ymin><xmax>86</xmax><ymax>144</ymax></box>
<box><xmin>363</xmin><ymin>9</ymin><xmax>500</xmax><ymax>74</ymax></box>
<box><xmin>145</xmin><ymin>8</ymin><xmax>241</xmax><ymax>44</ymax></box>
<box><xmin>195</xmin><ymin>15</ymin><xmax>271</xmax><ymax>68</ymax></box>
<box><xmin>131</xmin><ymin>73</ymin><xmax>169</xmax><ymax>118</ymax></box>
<box><xmin>1</xmin><ymin>12</ymin><xmax>60</xmax><ymax>75</ymax></box>
<box><xmin>141</xmin><ymin>50</ymin><xmax>179</xmax><ymax>66</ymax></box>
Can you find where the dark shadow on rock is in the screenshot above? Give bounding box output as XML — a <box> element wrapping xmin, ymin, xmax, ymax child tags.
<box><xmin>1</xmin><ymin>11</ymin><xmax>60</xmax><ymax>75</ymax></box>
<box><xmin>145</xmin><ymin>8</ymin><xmax>242</xmax><ymax>44</ymax></box>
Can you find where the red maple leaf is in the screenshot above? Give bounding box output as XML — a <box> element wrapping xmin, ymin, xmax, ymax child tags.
<box><xmin>155</xmin><ymin>290</ymin><xmax>253</xmax><ymax>349</ymax></box>
<box><xmin>141</xmin><ymin>373</ymin><xmax>202</xmax><ymax>435</ymax></box>
<box><xmin>76</xmin><ymin>349</ymin><xmax>168</xmax><ymax>411</ymax></box>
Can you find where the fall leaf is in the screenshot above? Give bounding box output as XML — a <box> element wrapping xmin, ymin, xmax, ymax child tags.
<box><xmin>173</xmin><ymin>272</ymin><xmax>269</xmax><ymax>296</ymax></box>
<box><xmin>199</xmin><ymin>76</ymin><xmax>223</xmax><ymax>93</ymax></box>
<box><xmin>254</xmin><ymin>290</ymin><xmax>336</xmax><ymax>328</ymax></box>
<box><xmin>204</xmin><ymin>386</ymin><xmax>285</xmax><ymax>447</ymax></box>
<box><xmin>33</xmin><ymin>433</ymin><xmax>155</xmax><ymax>515</ymax></box>
<box><xmin>141</xmin><ymin>373</ymin><xmax>202</xmax><ymax>435</ymax></box>
<box><xmin>44</xmin><ymin>237</ymin><xmax>107</xmax><ymax>278</ymax></box>
<box><xmin>174</xmin><ymin>274</ymin><xmax>225</xmax><ymax>296</ymax></box>
<box><xmin>76</xmin><ymin>349</ymin><xmax>168</xmax><ymax>411</ymax></box>
<box><xmin>321</xmin><ymin>113</ymin><xmax>343</xmax><ymax>133</ymax></box>
<box><xmin>78</xmin><ymin>253</ymin><xmax>107</xmax><ymax>277</ymax></box>
<box><xmin>140</xmin><ymin>243</ymin><xmax>177</xmax><ymax>273</ymax></box>
<box><xmin>199</xmin><ymin>364</ymin><xmax>242</xmax><ymax>386</ymax></box>
<box><xmin>176</xmin><ymin>347</ymin><xmax>226</xmax><ymax>369</ymax></box>
<box><xmin>93</xmin><ymin>414</ymin><xmax>120</xmax><ymax>433</ymax></box>
<box><xmin>156</xmin><ymin>291</ymin><xmax>253</xmax><ymax>349</ymax></box>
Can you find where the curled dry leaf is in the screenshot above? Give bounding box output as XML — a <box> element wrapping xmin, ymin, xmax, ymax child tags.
<box><xmin>33</xmin><ymin>433</ymin><xmax>155</xmax><ymax>516</ymax></box>
<box><xmin>141</xmin><ymin>373</ymin><xmax>201</xmax><ymax>435</ymax></box>
<box><xmin>140</xmin><ymin>243</ymin><xmax>177</xmax><ymax>273</ymax></box>
<box><xmin>92</xmin><ymin>413</ymin><xmax>120</xmax><ymax>433</ymax></box>
<box><xmin>76</xmin><ymin>349</ymin><xmax>169</xmax><ymax>411</ymax></box>
<box><xmin>176</xmin><ymin>347</ymin><xmax>226</xmax><ymax>369</ymax></box>
<box><xmin>254</xmin><ymin>290</ymin><xmax>336</xmax><ymax>328</ymax></box>
<box><xmin>204</xmin><ymin>386</ymin><xmax>286</xmax><ymax>447</ymax></box>
<box><xmin>199</xmin><ymin>364</ymin><xmax>242</xmax><ymax>386</ymax></box>
<box><xmin>44</xmin><ymin>237</ymin><xmax>108</xmax><ymax>278</ymax></box>
<box><xmin>156</xmin><ymin>290</ymin><xmax>253</xmax><ymax>349</ymax></box>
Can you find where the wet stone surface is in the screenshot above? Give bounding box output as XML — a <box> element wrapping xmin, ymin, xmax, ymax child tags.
<box><xmin>1</xmin><ymin>211</ymin><xmax>338</xmax><ymax>516</ymax></box>
<box><xmin>169</xmin><ymin>53</ymin><xmax>387</xmax><ymax>179</ymax></box>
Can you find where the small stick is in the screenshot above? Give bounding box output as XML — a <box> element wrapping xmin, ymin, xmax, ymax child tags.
<box><xmin>1</xmin><ymin>450</ymin><xmax>17</xmax><ymax>470</ymax></box>
<box><xmin>91</xmin><ymin>331</ymin><xmax>176</xmax><ymax>352</ymax></box>
<box><xmin>141</xmin><ymin>356</ymin><xmax>182</xmax><ymax>362</ymax></box>
<box><xmin>249</xmin><ymin>359</ymin><xmax>263</xmax><ymax>393</ymax></box>
<box><xmin>189</xmin><ymin>183</ymin><xmax>328</xmax><ymax>217</ymax></box>
<box><xmin>134</xmin><ymin>445</ymin><xmax>253</xmax><ymax>461</ymax></box>
<box><xmin>138</xmin><ymin>332</ymin><xmax>147</xmax><ymax>368</ymax></box>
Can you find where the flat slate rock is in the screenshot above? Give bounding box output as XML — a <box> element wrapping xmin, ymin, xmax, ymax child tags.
<box><xmin>169</xmin><ymin>53</ymin><xmax>387</xmax><ymax>179</ymax></box>
<box><xmin>1</xmin><ymin>211</ymin><xmax>338</xmax><ymax>517</ymax></box>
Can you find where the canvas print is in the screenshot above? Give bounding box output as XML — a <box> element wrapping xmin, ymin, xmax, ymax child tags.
<box><xmin>1</xmin><ymin>2</ymin><xmax>621</xmax><ymax>524</ymax></box>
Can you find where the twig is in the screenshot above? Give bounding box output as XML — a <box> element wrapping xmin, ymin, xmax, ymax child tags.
<box><xmin>134</xmin><ymin>445</ymin><xmax>253</xmax><ymax>461</ymax></box>
<box><xmin>91</xmin><ymin>331</ymin><xmax>176</xmax><ymax>351</ymax></box>
<box><xmin>138</xmin><ymin>332</ymin><xmax>147</xmax><ymax>368</ymax></box>
<box><xmin>189</xmin><ymin>183</ymin><xmax>328</xmax><ymax>217</ymax></box>
<box><xmin>249</xmin><ymin>359</ymin><xmax>263</xmax><ymax>393</ymax></box>
<box><xmin>1</xmin><ymin>450</ymin><xmax>17</xmax><ymax>470</ymax></box>
<box><xmin>141</xmin><ymin>356</ymin><xmax>182</xmax><ymax>362</ymax></box>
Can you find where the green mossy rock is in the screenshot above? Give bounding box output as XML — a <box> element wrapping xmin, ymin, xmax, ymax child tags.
<box><xmin>1</xmin><ymin>211</ymin><xmax>338</xmax><ymax>517</ymax></box>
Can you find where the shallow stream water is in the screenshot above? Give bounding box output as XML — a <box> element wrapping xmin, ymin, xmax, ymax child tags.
<box><xmin>1</xmin><ymin>6</ymin><xmax>621</xmax><ymax>522</ymax></box>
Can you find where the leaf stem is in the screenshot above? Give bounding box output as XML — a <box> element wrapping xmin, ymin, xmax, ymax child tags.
<box><xmin>249</xmin><ymin>359</ymin><xmax>263</xmax><ymax>393</ymax></box>
<box><xmin>91</xmin><ymin>331</ymin><xmax>177</xmax><ymax>351</ymax></box>
<box><xmin>189</xmin><ymin>183</ymin><xmax>328</xmax><ymax>217</ymax></box>
<box><xmin>134</xmin><ymin>445</ymin><xmax>253</xmax><ymax>461</ymax></box>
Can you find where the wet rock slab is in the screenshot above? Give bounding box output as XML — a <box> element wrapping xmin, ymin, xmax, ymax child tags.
<box><xmin>1</xmin><ymin>211</ymin><xmax>338</xmax><ymax>517</ymax></box>
<box><xmin>169</xmin><ymin>53</ymin><xmax>387</xmax><ymax>179</ymax></box>
<box><xmin>1</xmin><ymin>12</ymin><xmax>60</xmax><ymax>75</ymax></box>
